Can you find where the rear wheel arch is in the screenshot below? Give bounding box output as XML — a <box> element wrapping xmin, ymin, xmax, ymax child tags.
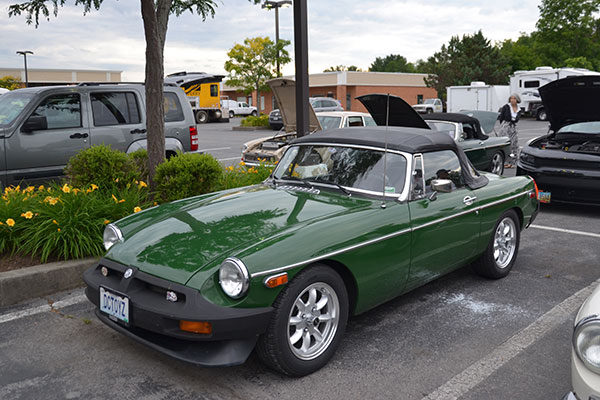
<box><xmin>510</xmin><ymin>206</ymin><xmax>524</xmax><ymax>231</ymax></box>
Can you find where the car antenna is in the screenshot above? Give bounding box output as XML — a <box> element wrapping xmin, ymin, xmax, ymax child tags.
<box><xmin>381</xmin><ymin>93</ymin><xmax>390</xmax><ymax>209</ymax></box>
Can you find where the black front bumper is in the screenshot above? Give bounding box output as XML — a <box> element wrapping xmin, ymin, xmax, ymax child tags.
<box><xmin>517</xmin><ymin>163</ymin><xmax>600</xmax><ymax>205</ymax></box>
<box><xmin>83</xmin><ymin>258</ymin><xmax>273</xmax><ymax>367</ymax></box>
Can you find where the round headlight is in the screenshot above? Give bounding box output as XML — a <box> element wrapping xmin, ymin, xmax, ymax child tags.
<box><xmin>574</xmin><ymin>317</ymin><xmax>600</xmax><ymax>373</ymax></box>
<box><xmin>103</xmin><ymin>223</ymin><xmax>123</xmax><ymax>251</ymax></box>
<box><xmin>219</xmin><ymin>257</ymin><xmax>249</xmax><ymax>299</ymax></box>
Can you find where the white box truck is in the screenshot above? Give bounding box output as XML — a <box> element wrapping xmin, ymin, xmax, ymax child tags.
<box><xmin>446</xmin><ymin>82</ymin><xmax>509</xmax><ymax>113</ymax></box>
<box><xmin>509</xmin><ymin>67</ymin><xmax>600</xmax><ymax>120</ymax></box>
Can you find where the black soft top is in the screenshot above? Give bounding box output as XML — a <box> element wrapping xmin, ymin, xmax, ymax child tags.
<box><xmin>292</xmin><ymin>126</ymin><xmax>489</xmax><ymax>189</ymax></box>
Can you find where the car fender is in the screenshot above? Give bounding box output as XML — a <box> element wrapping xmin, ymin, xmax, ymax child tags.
<box><xmin>126</xmin><ymin>137</ymin><xmax>185</xmax><ymax>155</ymax></box>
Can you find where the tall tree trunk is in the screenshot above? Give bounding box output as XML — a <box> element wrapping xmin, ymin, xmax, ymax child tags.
<box><xmin>140</xmin><ymin>0</ymin><xmax>172</xmax><ymax>193</ymax></box>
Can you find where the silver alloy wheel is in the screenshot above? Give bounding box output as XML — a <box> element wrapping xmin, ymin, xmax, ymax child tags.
<box><xmin>491</xmin><ymin>153</ymin><xmax>503</xmax><ymax>175</ymax></box>
<box><xmin>493</xmin><ymin>217</ymin><xmax>517</xmax><ymax>268</ymax></box>
<box><xmin>287</xmin><ymin>282</ymin><xmax>339</xmax><ymax>361</ymax></box>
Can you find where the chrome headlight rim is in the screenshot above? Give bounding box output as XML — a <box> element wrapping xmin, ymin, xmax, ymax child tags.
<box><xmin>103</xmin><ymin>223</ymin><xmax>124</xmax><ymax>251</ymax></box>
<box><xmin>219</xmin><ymin>257</ymin><xmax>250</xmax><ymax>299</ymax></box>
<box><xmin>573</xmin><ymin>315</ymin><xmax>600</xmax><ymax>374</ymax></box>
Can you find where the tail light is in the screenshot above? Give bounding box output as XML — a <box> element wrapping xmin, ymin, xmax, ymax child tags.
<box><xmin>189</xmin><ymin>126</ymin><xmax>198</xmax><ymax>151</ymax></box>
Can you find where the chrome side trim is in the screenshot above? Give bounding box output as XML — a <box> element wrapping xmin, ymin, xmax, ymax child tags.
<box><xmin>250</xmin><ymin>189</ymin><xmax>531</xmax><ymax>279</ymax></box>
<box><xmin>463</xmin><ymin>143</ymin><xmax>509</xmax><ymax>152</ymax></box>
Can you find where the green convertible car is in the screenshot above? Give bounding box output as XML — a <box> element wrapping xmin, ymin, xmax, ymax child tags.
<box><xmin>83</xmin><ymin>126</ymin><xmax>539</xmax><ymax>376</ymax></box>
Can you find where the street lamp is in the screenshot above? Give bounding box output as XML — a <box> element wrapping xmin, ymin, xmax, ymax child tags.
<box><xmin>262</xmin><ymin>1</ymin><xmax>291</xmax><ymax>77</ymax></box>
<box><xmin>16</xmin><ymin>50</ymin><xmax>34</xmax><ymax>88</ymax></box>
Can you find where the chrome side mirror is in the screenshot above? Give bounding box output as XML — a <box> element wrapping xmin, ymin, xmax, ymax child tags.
<box><xmin>431</xmin><ymin>179</ymin><xmax>453</xmax><ymax>193</ymax></box>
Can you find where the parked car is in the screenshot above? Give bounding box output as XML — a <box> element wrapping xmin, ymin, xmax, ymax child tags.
<box><xmin>83</xmin><ymin>125</ymin><xmax>539</xmax><ymax>376</ymax></box>
<box><xmin>222</xmin><ymin>99</ymin><xmax>257</xmax><ymax>118</ymax></box>
<box><xmin>412</xmin><ymin>98</ymin><xmax>443</xmax><ymax>114</ymax></box>
<box><xmin>317</xmin><ymin>111</ymin><xmax>377</xmax><ymax>130</ymax></box>
<box><xmin>0</xmin><ymin>83</ymin><xmax>197</xmax><ymax>188</ymax></box>
<box><xmin>358</xmin><ymin>94</ymin><xmax>511</xmax><ymax>175</ymax></box>
<box><xmin>516</xmin><ymin>75</ymin><xmax>600</xmax><ymax>205</ymax></box>
<box><xmin>564</xmin><ymin>283</ymin><xmax>600</xmax><ymax>400</ymax></box>
<box><xmin>424</xmin><ymin>112</ymin><xmax>510</xmax><ymax>175</ymax></box>
<box><xmin>269</xmin><ymin>96</ymin><xmax>343</xmax><ymax>130</ymax></box>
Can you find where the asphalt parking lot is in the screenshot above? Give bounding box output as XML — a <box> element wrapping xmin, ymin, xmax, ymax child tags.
<box><xmin>1</xmin><ymin>118</ymin><xmax>599</xmax><ymax>399</ymax></box>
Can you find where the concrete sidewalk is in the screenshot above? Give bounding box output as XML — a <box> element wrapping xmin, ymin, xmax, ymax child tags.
<box><xmin>0</xmin><ymin>258</ymin><xmax>97</xmax><ymax>307</ymax></box>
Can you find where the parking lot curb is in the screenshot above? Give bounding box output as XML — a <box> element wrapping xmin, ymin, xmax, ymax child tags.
<box><xmin>0</xmin><ymin>258</ymin><xmax>98</xmax><ymax>307</ymax></box>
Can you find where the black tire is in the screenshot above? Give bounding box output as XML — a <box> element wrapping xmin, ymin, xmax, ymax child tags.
<box><xmin>488</xmin><ymin>151</ymin><xmax>504</xmax><ymax>175</ymax></box>
<box><xmin>195</xmin><ymin>110</ymin><xmax>209</xmax><ymax>124</ymax></box>
<box><xmin>256</xmin><ymin>265</ymin><xmax>349</xmax><ymax>376</ymax></box>
<box><xmin>536</xmin><ymin>109</ymin><xmax>547</xmax><ymax>121</ymax></box>
<box><xmin>472</xmin><ymin>210</ymin><xmax>520</xmax><ymax>279</ymax></box>
<box><xmin>229</xmin><ymin>110</ymin><xmax>235</xmax><ymax>118</ymax></box>
<box><xmin>426</xmin><ymin>108</ymin><xmax>433</xmax><ymax>114</ymax></box>
<box><xmin>251</xmin><ymin>110</ymin><xmax>258</xmax><ymax>116</ymax></box>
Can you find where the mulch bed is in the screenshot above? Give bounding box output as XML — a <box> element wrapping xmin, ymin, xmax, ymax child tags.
<box><xmin>0</xmin><ymin>254</ymin><xmax>60</xmax><ymax>273</ymax></box>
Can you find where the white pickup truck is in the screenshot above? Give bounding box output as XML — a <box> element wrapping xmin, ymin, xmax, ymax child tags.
<box><xmin>412</xmin><ymin>98</ymin><xmax>443</xmax><ymax>114</ymax></box>
<box><xmin>222</xmin><ymin>99</ymin><xmax>258</xmax><ymax>118</ymax></box>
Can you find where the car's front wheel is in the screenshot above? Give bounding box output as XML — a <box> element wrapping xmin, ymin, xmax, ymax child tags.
<box><xmin>251</xmin><ymin>110</ymin><xmax>258</xmax><ymax>116</ymax></box>
<box><xmin>257</xmin><ymin>265</ymin><xmax>348</xmax><ymax>376</ymax></box>
<box><xmin>488</xmin><ymin>151</ymin><xmax>504</xmax><ymax>175</ymax></box>
<box><xmin>472</xmin><ymin>210</ymin><xmax>520</xmax><ymax>279</ymax></box>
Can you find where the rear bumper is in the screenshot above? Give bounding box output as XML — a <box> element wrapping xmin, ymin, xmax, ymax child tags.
<box><xmin>83</xmin><ymin>258</ymin><xmax>273</xmax><ymax>366</ymax></box>
<box><xmin>516</xmin><ymin>163</ymin><xmax>600</xmax><ymax>205</ymax></box>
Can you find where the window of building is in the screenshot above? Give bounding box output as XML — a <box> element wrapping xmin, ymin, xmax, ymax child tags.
<box><xmin>91</xmin><ymin>92</ymin><xmax>140</xmax><ymax>126</ymax></box>
<box><xmin>422</xmin><ymin>150</ymin><xmax>465</xmax><ymax>193</ymax></box>
<box><xmin>260</xmin><ymin>95</ymin><xmax>265</xmax><ymax>111</ymax></box>
<box><xmin>346</xmin><ymin>94</ymin><xmax>351</xmax><ymax>110</ymax></box>
<box><xmin>417</xmin><ymin>94</ymin><xmax>424</xmax><ymax>104</ymax></box>
<box><xmin>32</xmin><ymin>94</ymin><xmax>81</xmax><ymax>129</ymax></box>
<box><xmin>164</xmin><ymin>92</ymin><xmax>184</xmax><ymax>122</ymax></box>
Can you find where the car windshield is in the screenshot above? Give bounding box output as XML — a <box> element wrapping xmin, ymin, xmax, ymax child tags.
<box><xmin>0</xmin><ymin>92</ymin><xmax>35</xmax><ymax>127</ymax></box>
<box><xmin>317</xmin><ymin>116</ymin><xmax>342</xmax><ymax>130</ymax></box>
<box><xmin>426</xmin><ymin>121</ymin><xmax>456</xmax><ymax>140</ymax></box>
<box><xmin>558</xmin><ymin>121</ymin><xmax>600</xmax><ymax>134</ymax></box>
<box><xmin>424</xmin><ymin>99</ymin><xmax>435</xmax><ymax>104</ymax></box>
<box><xmin>273</xmin><ymin>145</ymin><xmax>407</xmax><ymax>195</ymax></box>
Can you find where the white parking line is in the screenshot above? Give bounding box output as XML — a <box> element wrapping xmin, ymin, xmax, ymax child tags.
<box><xmin>198</xmin><ymin>147</ymin><xmax>231</xmax><ymax>152</ymax></box>
<box><xmin>0</xmin><ymin>294</ymin><xmax>87</xmax><ymax>325</ymax></box>
<box><xmin>531</xmin><ymin>224</ymin><xmax>600</xmax><ymax>239</ymax></box>
<box><xmin>422</xmin><ymin>278</ymin><xmax>600</xmax><ymax>400</ymax></box>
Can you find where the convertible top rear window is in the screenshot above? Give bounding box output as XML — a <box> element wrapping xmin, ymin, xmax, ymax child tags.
<box><xmin>274</xmin><ymin>145</ymin><xmax>407</xmax><ymax>195</ymax></box>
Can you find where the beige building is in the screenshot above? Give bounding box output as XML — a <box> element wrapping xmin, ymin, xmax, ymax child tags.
<box><xmin>222</xmin><ymin>71</ymin><xmax>438</xmax><ymax>114</ymax></box>
<box><xmin>0</xmin><ymin>67</ymin><xmax>122</xmax><ymax>87</ymax></box>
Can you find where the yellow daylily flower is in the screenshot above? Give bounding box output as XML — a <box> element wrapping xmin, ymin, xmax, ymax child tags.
<box><xmin>52</xmin><ymin>220</ymin><xmax>59</xmax><ymax>225</ymax></box>
<box><xmin>111</xmin><ymin>194</ymin><xmax>119</xmax><ymax>203</ymax></box>
<box><xmin>138</xmin><ymin>181</ymin><xmax>147</xmax><ymax>188</ymax></box>
<box><xmin>103</xmin><ymin>220</ymin><xmax>110</xmax><ymax>225</ymax></box>
<box><xmin>38</xmin><ymin>185</ymin><xmax>45</xmax><ymax>191</ymax></box>
<box><xmin>61</xmin><ymin>184</ymin><xmax>71</xmax><ymax>193</ymax></box>
<box><xmin>6</xmin><ymin>218</ymin><xmax>15</xmax><ymax>227</ymax></box>
<box><xmin>91</xmin><ymin>184</ymin><xmax>99</xmax><ymax>191</ymax></box>
<box><xmin>133</xmin><ymin>206</ymin><xmax>142</xmax><ymax>213</ymax></box>
<box><xmin>21</xmin><ymin>211</ymin><xmax>33</xmax><ymax>219</ymax></box>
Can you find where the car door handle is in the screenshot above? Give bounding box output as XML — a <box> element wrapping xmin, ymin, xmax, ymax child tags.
<box><xmin>463</xmin><ymin>195</ymin><xmax>477</xmax><ymax>205</ymax></box>
<box><xmin>69</xmin><ymin>133</ymin><xmax>89</xmax><ymax>139</ymax></box>
<box><xmin>130</xmin><ymin>129</ymin><xmax>147</xmax><ymax>134</ymax></box>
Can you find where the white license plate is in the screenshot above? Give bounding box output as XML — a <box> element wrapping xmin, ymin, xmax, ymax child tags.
<box><xmin>100</xmin><ymin>287</ymin><xmax>129</xmax><ymax>323</ymax></box>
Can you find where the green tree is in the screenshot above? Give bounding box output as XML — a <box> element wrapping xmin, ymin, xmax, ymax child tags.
<box><xmin>8</xmin><ymin>0</ymin><xmax>259</xmax><ymax>191</ymax></box>
<box><xmin>323</xmin><ymin>65</ymin><xmax>362</xmax><ymax>72</ymax></box>
<box><xmin>422</xmin><ymin>30</ymin><xmax>511</xmax><ymax>102</ymax></box>
<box><xmin>224</xmin><ymin>36</ymin><xmax>291</xmax><ymax>110</ymax></box>
<box><xmin>369</xmin><ymin>54</ymin><xmax>416</xmax><ymax>73</ymax></box>
<box><xmin>0</xmin><ymin>76</ymin><xmax>23</xmax><ymax>90</ymax></box>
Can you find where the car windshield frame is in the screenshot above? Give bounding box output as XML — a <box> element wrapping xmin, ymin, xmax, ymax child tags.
<box><xmin>423</xmin><ymin>99</ymin><xmax>435</xmax><ymax>105</ymax></box>
<box><xmin>272</xmin><ymin>143</ymin><xmax>411</xmax><ymax>200</ymax></box>
<box><xmin>0</xmin><ymin>92</ymin><xmax>36</xmax><ymax>127</ymax></box>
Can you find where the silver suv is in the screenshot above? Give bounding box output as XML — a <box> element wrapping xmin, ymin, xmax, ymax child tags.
<box><xmin>0</xmin><ymin>83</ymin><xmax>197</xmax><ymax>188</ymax></box>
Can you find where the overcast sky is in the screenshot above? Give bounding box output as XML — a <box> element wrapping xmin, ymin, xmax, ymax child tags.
<box><xmin>0</xmin><ymin>0</ymin><xmax>541</xmax><ymax>81</ymax></box>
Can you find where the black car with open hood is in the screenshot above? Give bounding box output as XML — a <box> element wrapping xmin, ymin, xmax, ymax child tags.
<box><xmin>517</xmin><ymin>75</ymin><xmax>600</xmax><ymax>205</ymax></box>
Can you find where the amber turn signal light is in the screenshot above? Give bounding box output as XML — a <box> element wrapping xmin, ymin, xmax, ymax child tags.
<box><xmin>264</xmin><ymin>273</ymin><xmax>288</xmax><ymax>288</ymax></box>
<box><xmin>180</xmin><ymin>320</ymin><xmax>212</xmax><ymax>334</ymax></box>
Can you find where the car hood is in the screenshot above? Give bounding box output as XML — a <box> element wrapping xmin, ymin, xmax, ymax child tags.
<box><xmin>106</xmin><ymin>185</ymin><xmax>367</xmax><ymax>285</ymax></box>
<box><xmin>356</xmin><ymin>94</ymin><xmax>431</xmax><ymax>129</ymax></box>
<box><xmin>539</xmin><ymin>75</ymin><xmax>600</xmax><ymax>132</ymax></box>
<box><xmin>459</xmin><ymin>110</ymin><xmax>498</xmax><ymax>134</ymax></box>
<box><xmin>268</xmin><ymin>78</ymin><xmax>322</xmax><ymax>133</ymax></box>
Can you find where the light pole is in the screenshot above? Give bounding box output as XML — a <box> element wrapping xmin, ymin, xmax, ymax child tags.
<box><xmin>16</xmin><ymin>50</ymin><xmax>34</xmax><ymax>88</ymax></box>
<box><xmin>262</xmin><ymin>1</ymin><xmax>291</xmax><ymax>77</ymax></box>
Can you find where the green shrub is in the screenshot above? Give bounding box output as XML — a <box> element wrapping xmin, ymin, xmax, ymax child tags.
<box><xmin>154</xmin><ymin>153</ymin><xmax>223</xmax><ymax>202</ymax></box>
<box><xmin>240</xmin><ymin>115</ymin><xmax>269</xmax><ymax>127</ymax></box>
<box><xmin>64</xmin><ymin>145</ymin><xmax>142</xmax><ymax>190</ymax></box>
<box><xmin>218</xmin><ymin>162</ymin><xmax>274</xmax><ymax>190</ymax></box>
<box><xmin>128</xmin><ymin>149</ymin><xmax>149</xmax><ymax>183</ymax></box>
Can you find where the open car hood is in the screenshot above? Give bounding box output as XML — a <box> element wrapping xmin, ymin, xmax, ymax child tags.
<box><xmin>356</xmin><ymin>94</ymin><xmax>430</xmax><ymax>129</ymax></box>
<box><xmin>268</xmin><ymin>78</ymin><xmax>322</xmax><ymax>133</ymax></box>
<box><xmin>459</xmin><ymin>110</ymin><xmax>498</xmax><ymax>134</ymax></box>
<box><xmin>539</xmin><ymin>75</ymin><xmax>600</xmax><ymax>132</ymax></box>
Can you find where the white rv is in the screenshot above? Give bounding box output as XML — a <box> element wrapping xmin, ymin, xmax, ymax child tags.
<box><xmin>509</xmin><ymin>67</ymin><xmax>600</xmax><ymax>120</ymax></box>
<box><xmin>446</xmin><ymin>82</ymin><xmax>509</xmax><ymax>113</ymax></box>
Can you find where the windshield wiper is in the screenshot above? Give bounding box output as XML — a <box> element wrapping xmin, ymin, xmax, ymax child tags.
<box><xmin>312</xmin><ymin>177</ymin><xmax>352</xmax><ymax>196</ymax></box>
<box><xmin>277</xmin><ymin>176</ymin><xmax>315</xmax><ymax>189</ymax></box>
